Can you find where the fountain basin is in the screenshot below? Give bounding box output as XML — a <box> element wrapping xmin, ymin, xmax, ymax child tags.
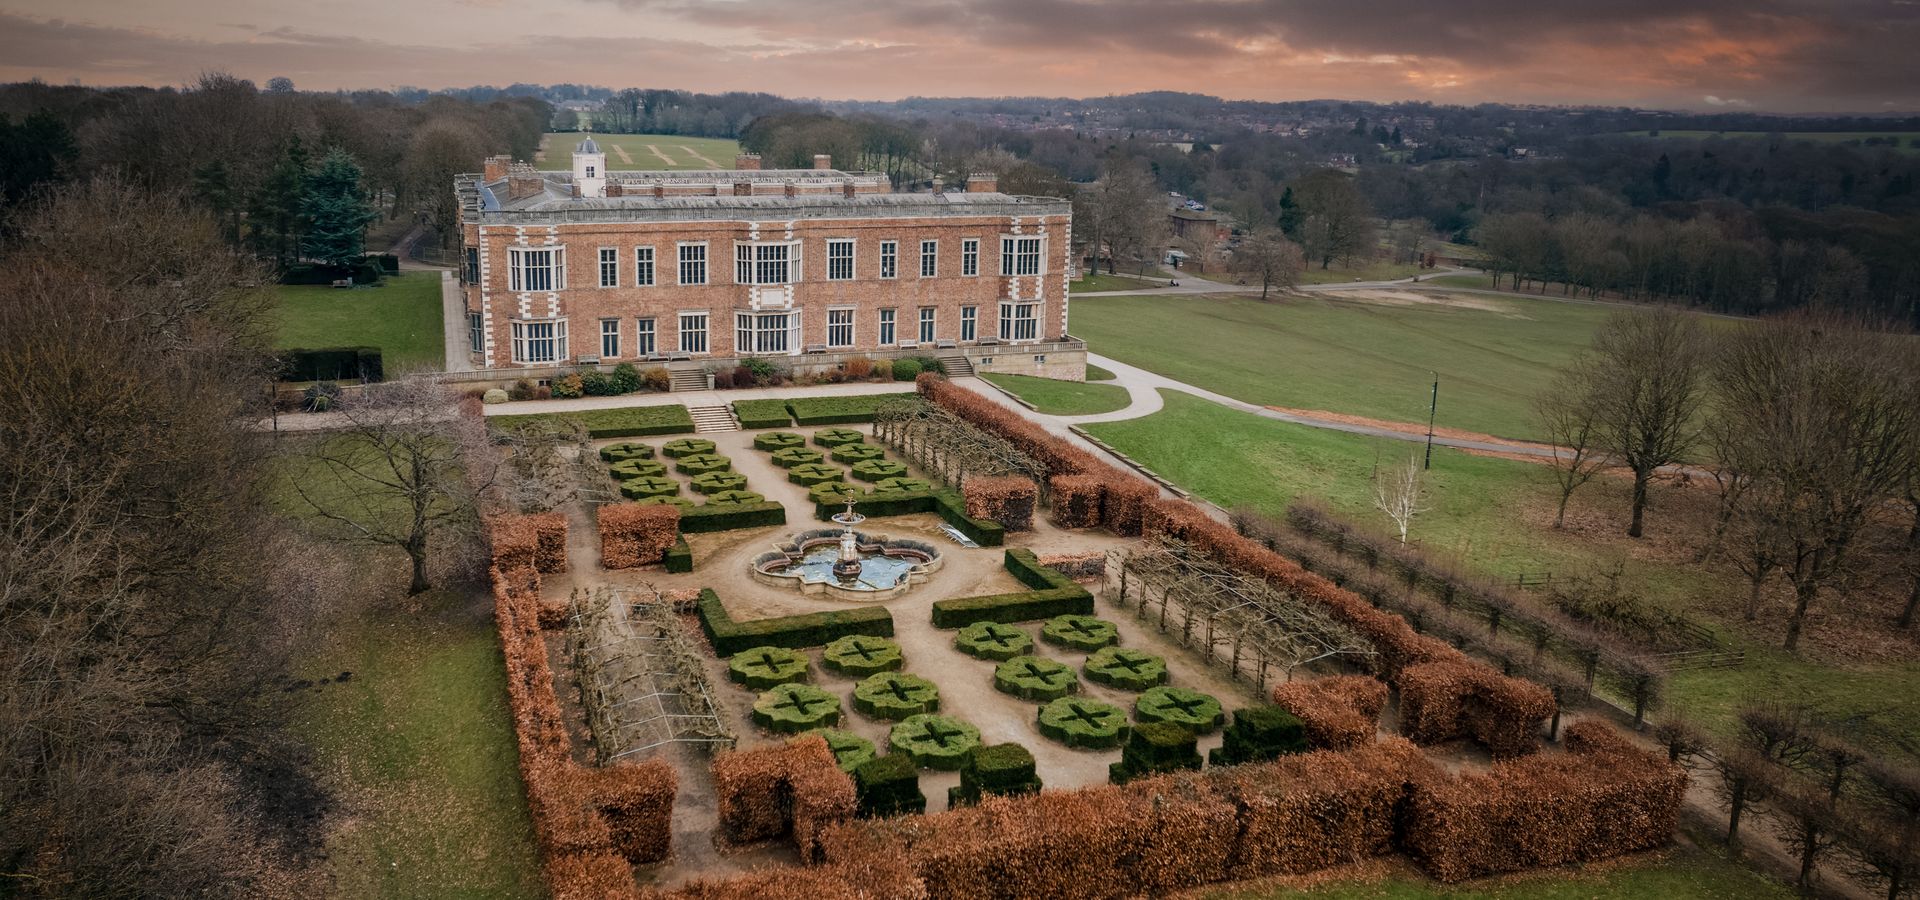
<box><xmin>752</xmin><ymin>529</ymin><xmax>943</xmax><ymax>602</ymax></box>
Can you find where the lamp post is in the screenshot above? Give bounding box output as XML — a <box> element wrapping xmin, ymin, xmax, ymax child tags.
<box><xmin>1424</xmin><ymin>374</ymin><xmax>1438</xmax><ymax>471</ymax></box>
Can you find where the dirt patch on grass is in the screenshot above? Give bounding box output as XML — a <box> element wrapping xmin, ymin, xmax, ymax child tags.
<box><xmin>1320</xmin><ymin>288</ymin><xmax>1522</xmax><ymax>315</ymax></box>
<box><xmin>1262</xmin><ymin>405</ymin><xmax>1550</xmax><ymax>450</ymax></box>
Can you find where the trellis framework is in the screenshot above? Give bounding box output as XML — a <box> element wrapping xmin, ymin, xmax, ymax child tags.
<box><xmin>1105</xmin><ymin>535</ymin><xmax>1375</xmax><ymax>690</ymax></box>
<box><xmin>567</xmin><ymin>586</ymin><xmax>735</xmax><ymax>763</ymax></box>
<box><xmin>872</xmin><ymin>396</ymin><xmax>1046</xmax><ymax>493</ymax></box>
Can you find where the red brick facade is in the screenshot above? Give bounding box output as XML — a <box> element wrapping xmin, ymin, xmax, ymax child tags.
<box><xmin>458</xmin><ymin>212</ymin><xmax>1073</xmax><ymax>370</ymax></box>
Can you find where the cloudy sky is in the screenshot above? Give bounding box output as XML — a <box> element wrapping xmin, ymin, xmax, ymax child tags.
<box><xmin>1</xmin><ymin>0</ymin><xmax>1916</xmax><ymax>112</ymax></box>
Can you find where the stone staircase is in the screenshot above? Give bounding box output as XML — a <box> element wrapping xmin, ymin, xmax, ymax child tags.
<box><xmin>937</xmin><ymin>352</ymin><xmax>974</xmax><ymax>378</ymax></box>
<box><xmin>689</xmin><ymin>404</ymin><xmax>739</xmax><ymax>434</ymax></box>
<box><xmin>667</xmin><ymin>363</ymin><xmax>709</xmax><ymax>392</ymax></box>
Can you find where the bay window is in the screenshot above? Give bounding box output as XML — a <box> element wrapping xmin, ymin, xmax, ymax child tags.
<box><xmin>999</xmin><ymin>236</ymin><xmax>1042</xmax><ymax>276</ymax></box>
<box><xmin>508</xmin><ymin>247</ymin><xmax>561</xmax><ymax>291</ymax></box>
<box><xmin>510</xmin><ymin>318</ymin><xmax>567</xmax><ymax>364</ymax></box>
<box><xmin>735</xmin><ymin>311</ymin><xmax>796</xmax><ymax>355</ymax></box>
<box><xmin>998</xmin><ymin>301</ymin><xmax>1038</xmax><ymax>341</ymax></box>
<box><xmin>735</xmin><ymin>242</ymin><xmax>795</xmax><ymax>285</ymax></box>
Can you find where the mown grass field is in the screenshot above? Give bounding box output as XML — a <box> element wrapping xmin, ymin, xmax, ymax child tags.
<box><xmin>274</xmin><ymin>271</ymin><xmax>445</xmax><ymax>373</ymax></box>
<box><xmin>539</xmin><ymin>132</ymin><xmax>743</xmax><ymax>170</ymax></box>
<box><xmin>1297</xmin><ymin>260</ymin><xmax>1425</xmax><ymax>285</ymax></box>
<box><xmin>1071</xmin><ymin>291</ymin><xmax>1611</xmax><ymax>440</ymax></box>
<box><xmin>1070</xmin><ymin>272</ymin><xmax>1165</xmax><ymax>292</ymax></box>
<box><xmin>982</xmin><ymin>372</ymin><xmax>1132</xmax><ymax>415</ymax></box>
<box><xmin>1083</xmin><ymin>391</ymin><xmax>1920</xmax><ymax>747</ymax></box>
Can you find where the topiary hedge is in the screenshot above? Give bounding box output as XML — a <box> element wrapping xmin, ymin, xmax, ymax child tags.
<box><xmin>788</xmin><ymin>462</ymin><xmax>846</xmax><ymax>486</ymax></box>
<box><xmin>822</xmin><ymin>635</ymin><xmax>903</xmax><ymax>676</ymax></box>
<box><xmin>1108</xmin><ymin>721</ymin><xmax>1202</xmax><ymax>784</ymax></box>
<box><xmin>703</xmin><ymin>489</ymin><xmax>766</xmax><ymax>506</ymax></box>
<box><xmin>679</xmin><ymin>500</ymin><xmax>785</xmax><ymax>532</ymax></box>
<box><xmin>948</xmin><ymin>743</ymin><xmax>1042</xmax><ymax>808</ymax></box>
<box><xmin>789</xmin><ymin>394</ymin><xmax>905</xmax><ymax>426</ymax></box>
<box><xmin>930</xmin><ymin>549</ymin><xmax>1093</xmax><ymax>627</ymax></box>
<box><xmin>734</xmin><ymin>400</ymin><xmax>794</xmax><ymax>430</ymax></box>
<box><xmin>752</xmin><ymin>431</ymin><xmax>804</xmax><ymax>451</ymax></box>
<box><xmin>874</xmin><ymin>477</ymin><xmax>931</xmax><ymax>493</ymax></box>
<box><xmin>1037</xmin><ymin>697</ymin><xmax>1132</xmax><ymax>750</ymax></box>
<box><xmin>1040</xmin><ymin>614</ymin><xmax>1119</xmax><ymax>652</ymax></box>
<box><xmin>675</xmin><ymin>452</ymin><xmax>732</xmax><ymax>475</ymax></box>
<box><xmin>490</xmin><ymin>404</ymin><xmax>695</xmax><ymax>438</ymax></box>
<box><xmin>619</xmin><ymin>476</ymin><xmax>680</xmax><ymax>499</ymax></box>
<box><xmin>852</xmin><ymin>672</ymin><xmax>941</xmax><ymax>720</ymax></box>
<box><xmin>636</xmin><ymin>495</ymin><xmax>695</xmax><ymax>512</ymax></box>
<box><xmin>662</xmin><ymin>437</ymin><xmax>716</xmax><ymax>458</ymax></box>
<box><xmin>812</xmin><ymin>428</ymin><xmax>865</xmax><ymax>448</ymax></box>
<box><xmin>810</xmin><ymin>489</ymin><xmax>1004</xmax><ymax>547</ymax></box>
<box><xmin>608</xmin><ymin>458</ymin><xmax>668</xmax><ymax>480</ymax></box>
<box><xmin>807</xmin><ymin>481</ymin><xmax>861</xmax><ymax>506</ymax></box>
<box><xmin>664</xmin><ymin>534</ymin><xmax>694</xmax><ymax>573</ymax></box>
<box><xmin>993</xmin><ymin>655</ymin><xmax>1079</xmax><ymax>701</ymax></box>
<box><xmin>599</xmin><ymin>442</ymin><xmax>654</xmax><ymax>462</ymax></box>
<box><xmin>697</xmin><ymin>588</ymin><xmax>893</xmax><ymax>656</ymax></box>
<box><xmin>830</xmin><ymin>444</ymin><xmax>885</xmax><ymax>464</ymax></box>
<box><xmin>953</xmin><ymin>621</ymin><xmax>1034</xmax><ymax>661</ymax></box>
<box><xmin>728</xmin><ymin>646</ymin><xmax>811</xmax><ymax>689</ymax></box>
<box><xmin>752</xmin><ymin>683</ymin><xmax>842</xmax><ymax>733</ymax></box>
<box><xmin>888</xmin><ymin>714</ymin><xmax>981</xmax><ymax>770</ymax></box>
<box><xmin>770</xmin><ymin>446</ymin><xmax>825</xmax><ymax>468</ymax></box>
<box><xmin>1209</xmin><ymin>706</ymin><xmax>1309</xmax><ymax>767</ymax></box>
<box><xmin>1083</xmin><ymin>647</ymin><xmax>1168</xmax><ymax>691</ymax></box>
<box><xmin>1135</xmin><ymin>686</ymin><xmax>1225</xmax><ymax>734</ymax></box>
<box><xmin>807</xmin><ymin>728</ymin><xmax>877</xmax><ymax>773</ymax></box>
<box><xmin>853</xmin><ymin>753</ymin><xmax>925</xmax><ymax>818</ymax></box>
<box><xmin>691</xmin><ymin>471</ymin><xmax>749</xmax><ymax>494</ymax></box>
<box><xmin>850</xmin><ymin>459</ymin><xmax>909</xmax><ymax>482</ymax></box>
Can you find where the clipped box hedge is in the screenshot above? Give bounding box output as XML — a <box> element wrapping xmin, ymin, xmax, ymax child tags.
<box><xmin>598</xmin><ymin>441</ymin><xmax>655</xmax><ymax>462</ymax></box>
<box><xmin>662</xmin><ymin>437</ymin><xmax>716</xmax><ymax>458</ymax></box>
<box><xmin>491</xmin><ymin>404</ymin><xmax>695</xmax><ymax>438</ymax></box>
<box><xmin>770</xmin><ymin>446</ymin><xmax>825</xmax><ymax>468</ymax></box>
<box><xmin>1037</xmin><ymin>697</ymin><xmax>1131</xmax><ymax>750</ymax></box>
<box><xmin>930</xmin><ymin>549</ymin><xmax>1093</xmax><ymax>628</ymax></box>
<box><xmin>733</xmin><ymin>399</ymin><xmax>794</xmax><ymax>429</ymax></box>
<box><xmin>822</xmin><ymin>634</ymin><xmax>903</xmax><ymax>676</ymax></box>
<box><xmin>664</xmin><ymin>534</ymin><xmax>694</xmax><ymax>573</ymax></box>
<box><xmin>830</xmin><ymin>444</ymin><xmax>885</xmax><ymax>464</ymax></box>
<box><xmin>953</xmin><ymin>622</ymin><xmax>1034</xmax><ymax>660</ymax></box>
<box><xmin>697</xmin><ymin>588</ymin><xmax>894</xmax><ymax>657</ymax></box>
<box><xmin>788</xmin><ymin>393</ymin><xmax>910</xmax><ymax>426</ymax></box>
<box><xmin>808</xmin><ymin>728</ymin><xmax>877</xmax><ymax>773</ymax></box>
<box><xmin>1136</xmin><ymin>686</ymin><xmax>1226</xmax><ymax>734</ymax></box>
<box><xmin>811</xmin><ymin>489</ymin><xmax>1004</xmax><ymax>547</ymax></box>
<box><xmin>853</xmin><ymin>753</ymin><xmax>926</xmax><ymax>818</ymax></box>
<box><xmin>679</xmin><ymin>501</ymin><xmax>786</xmax><ymax>533</ymax></box>
<box><xmin>675</xmin><ymin>452</ymin><xmax>732</xmax><ymax>475</ymax></box>
<box><xmin>1108</xmin><ymin>721</ymin><xmax>1202</xmax><ymax>784</ymax></box>
<box><xmin>788</xmin><ymin>462</ymin><xmax>846</xmax><ymax>486</ymax></box>
<box><xmin>691</xmin><ymin>471</ymin><xmax>748</xmax><ymax>494</ymax></box>
<box><xmin>993</xmin><ymin>655</ymin><xmax>1079</xmax><ymax>701</ymax></box>
<box><xmin>752</xmin><ymin>431</ymin><xmax>805</xmax><ymax>451</ymax></box>
<box><xmin>948</xmin><ymin>743</ymin><xmax>1042</xmax><ymax>808</ymax></box>
<box><xmin>1209</xmin><ymin>706</ymin><xmax>1309</xmax><ymax>767</ymax></box>
<box><xmin>889</xmin><ymin>714</ymin><xmax>982</xmax><ymax>770</ymax></box>
<box><xmin>729</xmin><ymin>646</ymin><xmax>812</xmax><ymax>690</ymax></box>
<box><xmin>752</xmin><ymin>683</ymin><xmax>842</xmax><ymax>733</ymax></box>
<box><xmin>609</xmin><ymin>459</ymin><xmax>668</xmax><ymax>480</ymax></box>
<box><xmin>1040</xmin><ymin>614</ymin><xmax>1120</xmax><ymax>652</ymax></box>
<box><xmin>1084</xmin><ymin>647</ymin><xmax>1168</xmax><ymax>691</ymax></box>
<box><xmin>852</xmin><ymin>672</ymin><xmax>941</xmax><ymax>720</ymax></box>
<box><xmin>812</xmin><ymin>427</ymin><xmax>865</xmax><ymax>448</ymax></box>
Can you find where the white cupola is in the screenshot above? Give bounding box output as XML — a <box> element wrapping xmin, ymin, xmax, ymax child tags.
<box><xmin>573</xmin><ymin>134</ymin><xmax>607</xmax><ymax>199</ymax></box>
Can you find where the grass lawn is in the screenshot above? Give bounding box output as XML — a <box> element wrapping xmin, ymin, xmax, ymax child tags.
<box><xmin>1071</xmin><ymin>291</ymin><xmax>1613</xmax><ymax>440</ymax></box>
<box><xmin>539</xmin><ymin>132</ymin><xmax>742</xmax><ymax>170</ymax></box>
<box><xmin>787</xmin><ymin>391</ymin><xmax>915</xmax><ymax>425</ymax></box>
<box><xmin>1086</xmin><ymin>363</ymin><xmax>1116</xmax><ymax>381</ymax></box>
<box><xmin>1298</xmin><ymin>260</ymin><xmax>1424</xmax><ymax>285</ymax></box>
<box><xmin>1201</xmin><ymin>845</ymin><xmax>1788</xmax><ymax>900</ymax></box>
<box><xmin>1084</xmin><ymin>390</ymin><xmax>1920</xmax><ymax>746</ymax></box>
<box><xmin>274</xmin><ymin>272</ymin><xmax>445</xmax><ymax>374</ymax></box>
<box><xmin>982</xmin><ymin>372</ymin><xmax>1132</xmax><ymax>415</ymax></box>
<box><xmin>1071</xmin><ymin>272</ymin><xmax>1164</xmax><ymax>292</ymax></box>
<box><xmin>292</xmin><ymin>587</ymin><xmax>543</xmax><ymax>900</ymax></box>
<box><xmin>489</xmin><ymin>403</ymin><xmax>695</xmax><ymax>438</ymax></box>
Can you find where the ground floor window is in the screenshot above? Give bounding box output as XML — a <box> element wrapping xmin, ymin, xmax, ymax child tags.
<box><xmin>636</xmin><ymin>317</ymin><xmax>656</xmax><ymax>356</ymax></box>
<box><xmin>468</xmin><ymin>311</ymin><xmax>483</xmax><ymax>353</ymax></box>
<box><xmin>827</xmin><ymin>308</ymin><xmax>854</xmax><ymax>348</ymax></box>
<box><xmin>679</xmin><ymin>312</ymin><xmax>708</xmax><ymax>354</ymax></box>
<box><xmin>511</xmin><ymin>318</ymin><xmax>566</xmax><ymax>364</ymax></box>
<box><xmin>999</xmin><ymin>302</ymin><xmax>1037</xmax><ymax>341</ymax></box>
<box><xmin>878</xmin><ymin>308</ymin><xmax>896</xmax><ymax>345</ymax></box>
<box><xmin>735</xmin><ymin>311</ymin><xmax>795</xmax><ymax>354</ymax></box>
<box><xmin>960</xmin><ymin>306</ymin><xmax>977</xmax><ymax>342</ymax></box>
<box><xmin>600</xmin><ymin>319</ymin><xmax>620</xmax><ymax>358</ymax></box>
<box><xmin>918</xmin><ymin>307</ymin><xmax>935</xmax><ymax>343</ymax></box>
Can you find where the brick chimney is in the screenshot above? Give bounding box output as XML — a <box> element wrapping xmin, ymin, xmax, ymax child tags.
<box><xmin>931</xmin><ymin>176</ymin><xmax>944</xmax><ymax>195</ymax></box>
<box><xmin>966</xmin><ymin>172</ymin><xmax>997</xmax><ymax>193</ymax></box>
<box><xmin>813</xmin><ymin>154</ymin><xmax>832</xmax><ymax>170</ymax></box>
<box><xmin>734</xmin><ymin>180</ymin><xmax>752</xmax><ymax>197</ymax></box>
<box><xmin>652</xmin><ymin>183</ymin><xmax>666</xmax><ymax>199</ymax></box>
<box><xmin>506</xmin><ymin>163</ymin><xmax>544</xmax><ymax>201</ymax></box>
<box><xmin>735</xmin><ymin>153</ymin><xmax>761</xmax><ymax>171</ymax></box>
<box><xmin>605</xmin><ymin>181</ymin><xmax>624</xmax><ymax>198</ymax></box>
<box><xmin>483</xmin><ymin>155</ymin><xmax>512</xmax><ymax>182</ymax></box>
<box><xmin>784</xmin><ymin>179</ymin><xmax>797</xmax><ymax>198</ymax></box>
<box><xmin>842</xmin><ymin>179</ymin><xmax>856</xmax><ymax>199</ymax></box>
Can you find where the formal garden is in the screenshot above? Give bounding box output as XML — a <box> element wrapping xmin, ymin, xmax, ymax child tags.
<box><xmin>476</xmin><ymin>373</ymin><xmax>1696</xmax><ymax>899</ymax></box>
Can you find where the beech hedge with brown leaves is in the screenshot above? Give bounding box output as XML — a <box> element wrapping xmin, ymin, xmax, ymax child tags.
<box><xmin>598</xmin><ymin>502</ymin><xmax>681</xmax><ymax>569</ymax></box>
<box><xmin>1271</xmin><ymin>675</ymin><xmax>1389</xmax><ymax>751</ymax></box>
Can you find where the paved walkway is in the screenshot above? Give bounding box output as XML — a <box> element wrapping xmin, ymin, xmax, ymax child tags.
<box><xmin>439</xmin><ymin>272</ymin><xmax>475</xmax><ymax>373</ymax></box>
<box><xmin>1071</xmin><ymin>267</ymin><xmax>1472</xmax><ymax>298</ymax></box>
<box><xmin>481</xmin><ymin>379</ymin><xmax>916</xmax><ymax>416</ymax></box>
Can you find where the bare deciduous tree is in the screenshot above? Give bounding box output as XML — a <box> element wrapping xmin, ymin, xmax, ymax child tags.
<box><xmin>292</xmin><ymin>375</ymin><xmax>494</xmax><ymax>594</ymax></box>
<box><xmin>1073</xmin><ymin>159</ymin><xmax>1166</xmax><ymax>276</ymax></box>
<box><xmin>1230</xmin><ymin>229</ymin><xmax>1306</xmax><ymax>301</ymax></box>
<box><xmin>1532</xmin><ymin>369</ymin><xmax>1612</xmax><ymax>528</ymax></box>
<box><xmin>1582</xmin><ymin>308</ymin><xmax>1711</xmax><ymax>538</ymax></box>
<box><xmin>1371</xmin><ymin>452</ymin><xmax>1430</xmax><ymax>544</ymax></box>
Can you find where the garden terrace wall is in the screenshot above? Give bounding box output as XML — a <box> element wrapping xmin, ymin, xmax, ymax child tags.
<box><xmin>1405</xmin><ymin>720</ymin><xmax>1687</xmax><ymax>883</ymax></box>
<box><xmin>598</xmin><ymin>503</ymin><xmax>681</xmax><ymax>569</ymax></box>
<box><xmin>1271</xmin><ymin>675</ymin><xmax>1388</xmax><ymax>751</ymax></box>
<box><xmin>488</xmin><ymin>525</ymin><xmax>676</xmax><ymax>898</ymax></box>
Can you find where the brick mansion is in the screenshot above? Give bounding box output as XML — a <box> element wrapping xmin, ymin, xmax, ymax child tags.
<box><xmin>455</xmin><ymin>137</ymin><xmax>1084</xmax><ymax>381</ymax></box>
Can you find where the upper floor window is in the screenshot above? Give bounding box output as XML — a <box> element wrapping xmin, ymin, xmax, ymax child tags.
<box><xmin>736</xmin><ymin>242</ymin><xmax>794</xmax><ymax>286</ymax></box>
<box><xmin>1000</xmin><ymin>237</ymin><xmax>1042</xmax><ymax>277</ymax></box>
<box><xmin>585</xmin><ymin>165</ymin><xmax>596</xmax><ymax>178</ymax></box>
<box><xmin>879</xmin><ymin>241</ymin><xmax>898</xmax><ymax>279</ymax></box>
<box><xmin>464</xmin><ymin>247</ymin><xmax>480</xmax><ymax>284</ymax></box>
<box><xmin>678</xmin><ymin>243</ymin><xmax>707</xmax><ymax>285</ymax></box>
<box><xmin>920</xmin><ymin>240</ymin><xmax>938</xmax><ymax>278</ymax></box>
<box><xmin>961</xmin><ymin>239</ymin><xmax>979</xmax><ymax>277</ymax></box>
<box><xmin>508</xmin><ymin>247</ymin><xmax>561</xmax><ymax>292</ymax></box>
<box><xmin>827</xmin><ymin>239</ymin><xmax>854</xmax><ymax>280</ymax></box>
<box><xmin>634</xmin><ymin>246</ymin><xmax>655</xmax><ymax>286</ymax></box>
<box><xmin>598</xmin><ymin>247</ymin><xmax>618</xmax><ymax>288</ymax></box>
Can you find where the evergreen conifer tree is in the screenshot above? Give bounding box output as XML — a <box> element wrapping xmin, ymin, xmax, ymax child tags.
<box><xmin>301</xmin><ymin>148</ymin><xmax>379</xmax><ymax>271</ymax></box>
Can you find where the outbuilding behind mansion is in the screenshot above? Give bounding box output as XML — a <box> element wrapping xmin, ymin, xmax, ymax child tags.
<box><xmin>454</xmin><ymin>137</ymin><xmax>1085</xmax><ymax>382</ymax></box>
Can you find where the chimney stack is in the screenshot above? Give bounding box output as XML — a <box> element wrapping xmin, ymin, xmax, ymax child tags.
<box><xmin>842</xmin><ymin>179</ymin><xmax>856</xmax><ymax>199</ymax></box>
<box><xmin>484</xmin><ymin>155</ymin><xmax>512</xmax><ymax>182</ymax></box>
<box><xmin>966</xmin><ymin>172</ymin><xmax>997</xmax><ymax>194</ymax></box>
<box><xmin>931</xmin><ymin>176</ymin><xmax>944</xmax><ymax>195</ymax></box>
<box><xmin>813</xmin><ymin>154</ymin><xmax>832</xmax><ymax>170</ymax></box>
<box><xmin>784</xmin><ymin>179</ymin><xmax>797</xmax><ymax>198</ymax></box>
<box><xmin>605</xmin><ymin>181</ymin><xmax>624</xmax><ymax>198</ymax></box>
<box><xmin>506</xmin><ymin>163</ymin><xmax>544</xmax><ymax>201</ymax></box>
<box><xmin>734</xmin><ymin>180</ymin><xmax>752</xmax><ymax>197</ymax></box>
<box><xmin>735</xmin><ymin>153</ymin><xmax>761</xmax><ymax>171</ymax></box>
